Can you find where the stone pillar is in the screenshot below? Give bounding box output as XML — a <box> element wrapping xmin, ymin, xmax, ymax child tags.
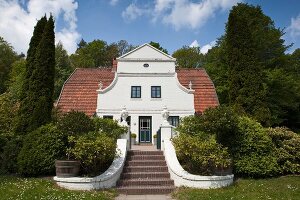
<box><xmin>160</xmin><ymin>106</ymin><xmax>172</xmax><ymax>150</ymax></box>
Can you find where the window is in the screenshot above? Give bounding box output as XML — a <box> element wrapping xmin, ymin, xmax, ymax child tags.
<box><xmin>168</xmin><ymin>116</ymin><xmax>180</xmax><ymax>127</ymax></box>
<box><xmin>151</xmin><ymin>86</ymin><xmax>161</xmax><ymax>98</ymax></box>
<box><xmin>103</xmin><ymin>115</ymin><xmax>113</xmax><ymax>119</ymax></box>
<box><xmin>131</xmin><ymin>86</ymin><xmax>141</xmax><ymax>98</ymax></box>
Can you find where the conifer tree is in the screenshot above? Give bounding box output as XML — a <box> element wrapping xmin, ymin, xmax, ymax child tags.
<box><xmin>15</xmin><ymin>15</ymin><xmax>55</xmax><ymax>133</ymax></box>
<box><xmin>225</xmin><ymin>3</ymin><xmax>270</xmax><ymax>123</ymax></box>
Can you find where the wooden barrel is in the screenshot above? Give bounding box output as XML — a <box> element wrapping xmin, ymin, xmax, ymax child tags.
<box><xmin>55</xmin><ymin>160</ymin><xmax>80</xmax><ymax>177</ymax></box>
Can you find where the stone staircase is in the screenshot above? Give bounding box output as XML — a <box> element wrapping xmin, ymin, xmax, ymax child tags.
<box><xmin>117</xmin><ymin>150</ymin><xmax>175</xmax><ymax>194</ymax></box>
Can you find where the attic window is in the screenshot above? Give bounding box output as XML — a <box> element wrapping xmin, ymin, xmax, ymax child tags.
<box><xmin>143</xmin><ymin>63</ymin><xmax>149</xmax><ymax>68</ymax></box>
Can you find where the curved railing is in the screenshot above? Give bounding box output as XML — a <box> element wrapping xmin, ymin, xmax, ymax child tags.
<box><xmin>164</xmin><ymin>139</ymin><xmax>234</xmax><ymax>188</ymax></box>
<box><xmin>54</xmin><ymin>139</ymin><xmax>127</xmax><ymax>190</ymax></box>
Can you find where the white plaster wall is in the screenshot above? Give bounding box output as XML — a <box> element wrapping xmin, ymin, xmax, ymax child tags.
<box><xmin>117</xmin><ymin>61</ymin><xmax>175</xmax><ymax>73</ymax></box>
<box><xmin>97</xmin><ymin>74</ymin><xmax>194</xmax><ymax>143</ymax></box>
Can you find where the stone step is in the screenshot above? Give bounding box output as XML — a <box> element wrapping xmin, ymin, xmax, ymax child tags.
<box><xmin>126</xmin><ymin>160</ymin><xmax>166</xmax><ymax>166</ymax></box>
<box><xmin>128</xmin><ymin>150</ymin><xmax>163</xmax><ymax>156</ymax></box>
<box><xmin>117</xmin><ymin>185</ymin><xmax>175</xmax><ymax>195</ymax></box>
<box><xmin>121</xmin><ymin>172</ymin><xmax>170</xmax><ymax>179</ymax></box>
<box><xmin>118</xmin><ymin>178</ymin><xmax>174</xmax><ymax>186</ymax></box>
<box><xmin>127</xmin><ymin>155</ymin><xmax>165</xmax><ymax>161</ymax></box>
<box><xmin>123</xmin><ymin>166</ymin><xmax>169</xmax><ymax>173</ymax></box>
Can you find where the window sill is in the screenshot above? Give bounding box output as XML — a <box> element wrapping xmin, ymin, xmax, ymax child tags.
<box><xmin>150</xmin><ymin>98</ymin><xmax>162</xmax><ymax>101</ymax></box>
<box><xmin>131</xmin><ymin>98</ymin><xmax>142</xmax><ymax>101</ymax></box>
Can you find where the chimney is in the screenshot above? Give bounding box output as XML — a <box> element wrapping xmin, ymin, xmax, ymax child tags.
<box><xmin>112</xmin><ymin>58</ymin><xmax>118</xmax><ymax>72</ymax></box>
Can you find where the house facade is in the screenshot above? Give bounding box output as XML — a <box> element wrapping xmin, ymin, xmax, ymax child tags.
<box><xmin>57</xmin><ymin>44</ymin><xmax>219</xmax><ymax>144</ymax></box>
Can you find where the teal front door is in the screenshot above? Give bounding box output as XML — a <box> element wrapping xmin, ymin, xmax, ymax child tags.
<box><xmin>139</xmin><ymin>116</ymin><xmax>152</xmax><ymax>143</ymax></box>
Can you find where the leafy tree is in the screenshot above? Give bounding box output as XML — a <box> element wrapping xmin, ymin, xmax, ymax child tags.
<box><xmin>115</xmin><ymin>40</ymin><xmax>136</xmax><ymax>56</ymax></box>
<box><xmin>172</xmin><ymin>46</ymin><xmax>204</xmax><ymax>68</ymax></box>
<box><xmin>70</xmin><ymin>40</ymin><xmax>118</xmax><ymax>68</ymax></box>
<box><xmin>0</xmin><ymin>37</ymin><xmax>18</xmax><ymax>94</ymax></box>
<box><xmin>8</xmin><ymin>59</ymin><xmax>26</xmax><ymax>100</ymax></box>
<box><xmin>15</xmin><ymin>15</ymin><xmax>55</xmax><ymax>133</ymax></box>
<box><xmin>204</xmin><ymin>38</ymin><xmax>230</xmax><ymax>104</ymax></box>
<box><xmin>149</xmin><ymin>41</ymin><xmax>168</xmax><ymax>54</ymax></box>
<box><xmin>54</xmin><ymin>42</ymin><xmax>73</xmax><ymax>99</ymax></box>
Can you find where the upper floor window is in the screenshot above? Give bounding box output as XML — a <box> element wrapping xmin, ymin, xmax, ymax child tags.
<box><xmin>131</xmin><ymin>86</ymin><xmax>141</xmax><ymax>98</ymax></box>
<box><xmin>151</xmin><ymin>86</ymin><xmax>161</xmax><ymax>98</ymax></box>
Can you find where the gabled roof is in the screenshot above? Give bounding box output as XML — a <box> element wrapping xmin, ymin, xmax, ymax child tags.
<box><xmin>117</xmin><ymin>43</ymin><xmax>176</xmax><ymax>61</ymax></box>
<box><xmin>56</xmin><ymin>68</ymin><xmax>115</xmax><ymax>116</ymax></box>
<box><xmin>176</xmin><ymin>69</ymin><xmax>219</xmax><ymax>113</ymax></box>
<box><xmin>56</xmin><ymin>68</ymin><xmax>219</xmax><ymax>116</ymax></box>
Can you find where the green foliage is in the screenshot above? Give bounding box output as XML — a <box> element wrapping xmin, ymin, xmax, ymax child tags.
<box><xmin>57</xmin><ymin>110</ymin><xmax>94</xmax><ymax>136</ymax></box>
<box><xmin>176</xmin><ymin>106</ymin><xmax>239</xmax><ymax>148</ymax></box>
<box><xmin>149</xmin><ymin>41</ymin><xmax>168</xmax><ymax>54</ymax></box>
<box><xmin>8</xmin><ymin>59</ymin><xmax>26</xmax><ymax>100</ymax></box>
<box><xmin>172</xmin><ymin>46</ymin><xmax>204</xmax><ymax>68</ymax></box>
<box><xmin>226</xmin><ymin>3</ymin><xmax>270</xmax><ymax>124</ymax></box>
<box><xmin>114</xmin><ymin>40</ymin><xmax>136</xmax><ymax>56</ymax></box>
<box><xmin>93</xmin><ymin>117</ymin><xmax>127</xmax><ymax>140</ymax></box>
<box><xmin>16</xmin><ymin>15</ymin><xmax>55</xmax><ymax>133</ymax></box>
<box><xmin>173</xmin><ymin>133</ymin><xmax>231</xmax><ymax>175</ymax></box>
<box><xmin>267</xmin><ymin>127</ymin><xmax>300</xmax><ymax>174</ymax></box>
<box><xmin>0</xmin><ymin>93</ymin><xmax>18</xmax><ymax>135</ymax></box>
<box><xmin>70</xmin><ymin>40</ymin><xmax>118</xmax><ymax>68</ymax></box>
<box><xmin>131</xmin><ymin>133</ymin><xmax>137</xmax><ymax>138</ymax></box>
<box><xmin>0</xmin><ymin>36</ymin><xmax>19</xmax><ymax>94</ymax></box>
<box><xmin>68</xmin><ymin>132</ymin><xmax>116</xmax><ymax>176</ymax></box>
<box><xmin>233</xmin><ymin>117</ymin><xmax>279</xmax><ymax>177</ymax></box>
<box><xmin>54</xmin><ymin>42</ymin><xmax>73</xmax><ymax>99</ymax></box>
<box><xmin>1</xmin><ymin>136</ymin><xmax>23</xmax><ymax>174</ymax></box>
<box><xmin>17</xmin><ymin>124</ymin><xmax>66</xmax><ymax>176</ymax></box>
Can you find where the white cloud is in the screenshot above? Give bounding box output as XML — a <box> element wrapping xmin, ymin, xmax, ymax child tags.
<box><xmin>200</xmin><ymin>40</ymin><xmax>216</xmax><ymax>54</ymax></box>
<box><xmin>287</xmin><ymin>14</ymin><xmax>300</xmax><ymax>38</ymax></box>
<box><xmin>0</xmin><ymin>0</ymin><xmax>80</xmax><ymax>54</ymax></box>
<box><xmin>123</xmin><ymin>0</ymin><xmax>242</xmax><ymax>30</ymax></box>
<box><xmin>189</xmin><ymin>40</ymin><xmax>199</xmax><ymax>48</ymax></box>
<box><xmin>110</xmin><ymin>0</ymin><xmax>119</xmax><ymax>6</ymax></box>
<box><xmin>122</xmin><ymin>3</ymin><xmax>148</xmax><ymax>21</ymax></box>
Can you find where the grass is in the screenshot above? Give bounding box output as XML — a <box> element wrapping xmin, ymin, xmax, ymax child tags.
<box><xmin>0</xmin><ymin>175</ymin><xmax>116</xmax><ymax>200</ymax></box>
<box><xmin>172</xmin><ymin>176</ymin><xmax>300</xmax><ymax>200</ymax></box>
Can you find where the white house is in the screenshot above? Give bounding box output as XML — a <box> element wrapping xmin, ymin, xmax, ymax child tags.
<box><xmin>57</xmin><ymin>43</ymin><xmax>219</xmax><ymax>144</ymax></box>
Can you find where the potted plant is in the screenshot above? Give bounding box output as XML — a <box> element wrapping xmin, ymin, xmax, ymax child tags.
<box><xmin>153</xmin><ymin>134</ymin><xmax>157</xmax><ymax>146</ymax></box>
<box><xmin>55</xmin><ymin>136</ymin><xmax>80</xmax><ymax>178</ymax></box>
<box><xmin>131</xmin><ymin>133</ymin><xmax>137</xmax><ymax>145</ymax></box>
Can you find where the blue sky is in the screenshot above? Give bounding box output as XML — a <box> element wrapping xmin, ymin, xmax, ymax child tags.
<box><xmin>1</xmin><ymin>0</ymin><xmax>300</xmax><ymax>55</ymax></box>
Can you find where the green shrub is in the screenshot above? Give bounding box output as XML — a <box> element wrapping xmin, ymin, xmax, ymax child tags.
<box><xmin>68</xmin><ymin>132</ymin><xmax>117</xmax><ymax>176</ymax></box>
<box><xmin>17</xmin><ymin>124</ymin><xmax>66</xmax><ymax>176</ymax></box>
<box><xmin>233</xmin><ymin>117</ymin><xmax>279</xmax><ymax>177</ymax></box>
<box><xmin>131</xmin><ymin>133</ymin><xmax>137</xmax><ymax>138</ymax></box>
<box><xmin>176</xmin><ymin>106</ymin><xmax>239</xmax><ymax>148</ymax></box>
<box><xmin>57</xmin><ymin>110</ymin><xmax>94</xmax><ymax>136</ymax></box>
<box><xmin>267</xmin><ymin>127</ymin><xmax>300</xmax><ymax>174</ymax></box>
<box><xmin>93</xmin><ymin>117</ymin><xmax>127</xmax><ymax>140</ymax></box>
<box><xmin>1</xmin><ymin>136</ymin><xmax>23</xmax><ymax>174</ymax></box>
<box><xmin>173</xmin><ymin>133</ymin><xmax>231</xmax><ymax>175</ymax></box>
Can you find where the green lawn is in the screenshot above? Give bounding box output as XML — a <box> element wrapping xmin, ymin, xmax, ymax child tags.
<box><xmin>0</xmin><ymin>175</ymin><xmax>116</xmax><ymax>200</ymax></box>
<box><xmin>172</xmin><ymin>176</ymin><xmax>300</xmax><ymax>200</ymax></box>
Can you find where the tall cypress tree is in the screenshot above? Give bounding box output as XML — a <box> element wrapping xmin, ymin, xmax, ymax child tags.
<box><xmin>225</xmin><ymin>3</ymin><xmax>270</xmax><ymax>123</ymax></box>
<box><xmin>15</xmin><ymin>15</ymin><xmax>55</xmax><ymax>133</ymax></box>
<box><xmin>30</xmin><ymin>15</ymin><xmax>55</xmax><ymax>128</ymax></box>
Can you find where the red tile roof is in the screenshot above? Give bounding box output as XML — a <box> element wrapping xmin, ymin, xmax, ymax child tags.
<box><xmin>56</xmin><ymin>68</ymin><xmax>115</xmax><ymax>116</ymax></box>
<box><xmin>176</xmin><ymin>69</ymin><xmax>219</xmax><ymax>113</ymax></box>
<box><xmin>56</xmin><ymin>68</ymin><xmax>219</xmax><ymax>116</ymax></box>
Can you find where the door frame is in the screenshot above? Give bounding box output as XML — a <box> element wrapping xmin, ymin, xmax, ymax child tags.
<box><xmin>138</xmin><ymin>116</ymin><xmax>152</xmax><ymax>143</ymax></box>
